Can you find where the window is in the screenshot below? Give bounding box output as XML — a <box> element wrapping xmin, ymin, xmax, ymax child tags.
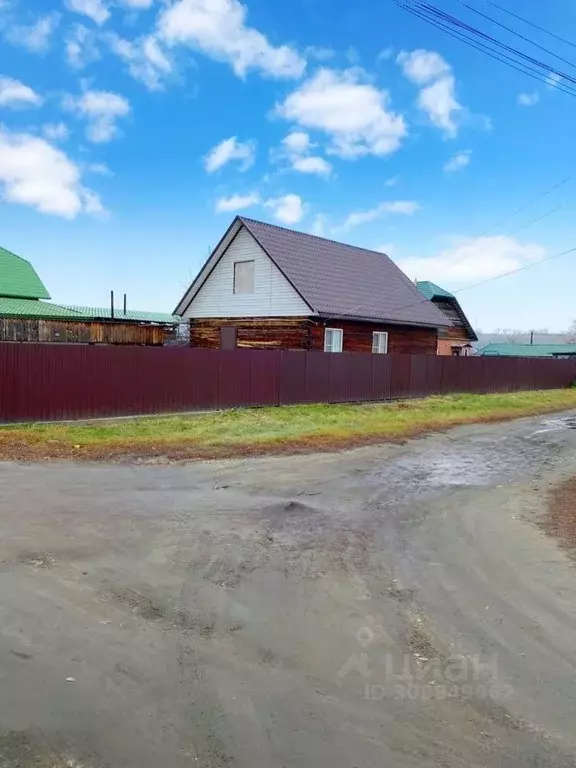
<box><xmin>233</xmin><ymin>260</ymin><xmax>255</xmax><ymax>294</ymax></box>
<box><xmin>324</xmin><ymin>328</ymin><xmax>343</xmax><ymax>353</ymax></box>
<box><xmin>372</xmin><ymin>331</ymin><xmax>388</xmax><ymax>354</ymax></box>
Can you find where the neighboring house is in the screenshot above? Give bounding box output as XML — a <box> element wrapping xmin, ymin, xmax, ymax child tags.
<box><xmin>480</xmin><ymin>343</ymin><xmax>576</xmax><ymax>358</ymax></box>
<box><xmin>0</xmin><ymin>245</ymin><xmax>178</xmax><ymax>345</ymax></box>
<box><xmin>416</xmin><ymin>281</ymin><xmax>477</xmax><ymax>356</ymax></box>
<box><xmin>175</xmin><ymin>217</ymin><xmax>450</xmax><ymax>354</ymax></box>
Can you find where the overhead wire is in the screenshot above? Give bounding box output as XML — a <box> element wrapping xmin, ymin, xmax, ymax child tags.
<box><xmin>345</xmin><ymin>178</ymin><xmax>572</xmax><ymax>320</ymax></box>
<box><xmin>454</xmin><ymin>245</ymin><xmax>576</xmax><ymax>294</ymax></box>
<box><xmin>393</xmin><ymin>0</ymin><xmax>576</xmax><ymax>96</ymax></box>
<box><xmin>455</xmin><ymin>0</ymin><xmax>576</xmax><ymax>71</ymax></box>
<box><xmin>481</xmin><ymin>0</ymin><xmax>576</xmax><ymax>52</ymax></box>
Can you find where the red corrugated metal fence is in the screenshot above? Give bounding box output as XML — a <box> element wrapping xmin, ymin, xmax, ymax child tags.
<box><xmin>1</xmin><ymin>344</ymin><xmax>575</xmax><ymax>422</ymax></box>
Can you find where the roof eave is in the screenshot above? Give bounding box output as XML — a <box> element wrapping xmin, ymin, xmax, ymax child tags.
<box><xmin>317</xmin><ymin>313</ymin><xmax>451</xmax><ymax>329</ymax></box>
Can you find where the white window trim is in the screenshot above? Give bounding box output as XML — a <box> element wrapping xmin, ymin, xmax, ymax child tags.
<box><xmin>372</xmin><ymin>331</ymin><xmax>389</xmax><ymax>354</ymax></box>
<box><xmin>324</xmin><ymin>327</ymin><xmax>343</xmax><ymax>353</ymax></box>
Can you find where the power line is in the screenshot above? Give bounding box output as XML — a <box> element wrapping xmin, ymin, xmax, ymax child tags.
<box><xmin>405</xmin><ymin>8</ymin><xmax>576</xmax><ymax>97</ymax></box>
<box><xmin>413</xmin><ymin>0</ymin><xmax>576</xmax><ymax>83</ymax></box>
<box><xmin>482</xmin><ymin>0</ymin><xmax>576</xmax><ymax>52</ymax></box>
<box><xmin>345</xmin><ymin>178</ymin><xmax>572</xmax><ymax>320</ymax></box>
<box><xmin>393</xmin><ymin>0</ymin><xmax>576</xmax><ymax>96</ymax></box>
<box><xmin>454</xmin><ymin>245</ymin><xmax>576</xmax><ymax>294</ymax></box>
<box><xmin>456</xmin><ymin>0</ymin><xmax>576</xmax><ymax>72</ymax></box>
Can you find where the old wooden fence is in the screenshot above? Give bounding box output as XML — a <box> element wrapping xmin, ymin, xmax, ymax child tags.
<box><xmin>1</xmin><ymin>344</ymin><xmax>575</xmax><ymax>422</ymax></box>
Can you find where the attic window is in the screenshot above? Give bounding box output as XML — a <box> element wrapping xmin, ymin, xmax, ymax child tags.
<box><xmin>233</xmin><ymin>260</ymin><xmax>255</xmax><ymax>294</ymax></box>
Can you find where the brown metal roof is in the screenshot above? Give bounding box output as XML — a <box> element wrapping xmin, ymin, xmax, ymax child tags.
<box><xmin>239</xmin><ymin>217</ymin><xmax>450</xmax><ymax>328</ymax></box>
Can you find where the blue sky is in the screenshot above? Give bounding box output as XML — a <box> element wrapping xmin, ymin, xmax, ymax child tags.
<box><xmin>0</xmin><ymin>0</ymin><xmax>575</xmax><ymax>331</ymax></box>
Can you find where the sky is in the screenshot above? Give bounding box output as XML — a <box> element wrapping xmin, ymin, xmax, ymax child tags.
<box><xmin>0</xmin><ymin>0</ymin><xmax>575</xmax><ymax>331</ymax></box>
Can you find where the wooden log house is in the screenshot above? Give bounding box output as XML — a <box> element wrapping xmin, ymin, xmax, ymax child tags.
<box><xmin>175</xmin><ymin>216</ymin><xmax>451</xmax><ymax>354</ymax></box>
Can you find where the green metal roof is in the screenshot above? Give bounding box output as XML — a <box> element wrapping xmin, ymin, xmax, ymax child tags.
<box><xmin>480</xmin><ymin>343</ymin><xmax>576</xmax><ymax>357</ymax></box>
<box><xmin>63</xmin><ymin>306</ymin><xmax>179</xmax><ymax>323</ymax></box>
<box><xmin>0</xmin><ymin>246</ymin><xmax>51</xmax><ymax>300</ymax></box>
<box><xmin>416</xmin><ymin>281</ymin><xmax>455</xmax><ymax>301</ymax></box>
<box><xmin>0</xmin><ymin>298</ymin><xmax>86</xmax><ymax>319</ymax></box>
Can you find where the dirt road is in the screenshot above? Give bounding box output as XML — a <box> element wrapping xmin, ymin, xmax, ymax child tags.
<box><xmin>2</xmin><ymin>412</ymin><xmax>576</xmax><ymax>767</ymax></box>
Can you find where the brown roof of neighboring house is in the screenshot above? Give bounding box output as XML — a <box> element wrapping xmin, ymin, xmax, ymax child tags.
<box><xmin>176</xmin><ymin>216</ymin><xmax>450</xmax><ymax>328</ymax></box>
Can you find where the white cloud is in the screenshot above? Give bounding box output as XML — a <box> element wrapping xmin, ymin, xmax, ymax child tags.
<box><xmin>86</xmin><ymin>162</ymin><xmax>113</xmax><ymax>176</ymax></box>
<box><xmin>65</xmin><ymin>0</ymin><xmax>110</xmax><ymax>25</ymax></box>
<box><xmin>157</xmin><ymin>0</ymin><xmax>306</xmax><ymax>79</ymax></box>
<box><xmin>311</xmin><ymin>213</ymin><xmax>326</xmax><ymax>236</ymax></box>
<box><xmin>204</xmin><ymin>136</ymin><xmax>256</xmax><ymax>172</ymax></box>
<box><xmin>398</xmin><ymin>49</ymin><xmax>463</xmax><ymax>137</ymax></box>
<box><xmin>215</xmin><ymin>192</ymin><xmax>260</xmax><ymax>212</ymax></box>
<box><xmin>338</xmin><ymin>200</ymin><xmax>420</xmax><ymax>232</ymax></box>
<box><xmin>0</xmin><ymin>127</ymin><xmax>104</xmax><ymax>218</ymax></box>
<box><xmin>121</xmin><ymin>0</ymin><xmax>153</xmax><ymax>7</ymax></box>
<box><xmin>0</xmin><ymin>76</ymin><xmax>42</xmax><ymax>108</ymax></box>
<box><xmin>377</xmin><ymin>46</ymin><xmax>394</xmax><ymax>63</ymax></box>
<box><xmin>384</xmin><ymin>177</ymin><xmax>398</xmax><ymax>187</ymax></box>
<box><xmin>546</xmin><ymin>72</ymin><xmax>562</xmax><ymax>88</ymax></box>
<box><xmin>65</xmin><ymin>24</ymin><xmax>101</xmax><ymax>69</ymax></box>
<box><xmin>444</xmin><ymin>149</ymin><xmax>471</xmax><ymax>172</ymax></box>
<box><xmin>276</xmin><ymin>68</ymin><xmax>406</xmax><ymax>159</ymax></box>
<box><xmin>518</xmin><ymin>91</ymin><xmax>539</xmax><ymax>107</ymax></box>
<box><xmin>418</xmin><ymin>75</ymin><xmax>462</xmax><ymax>137</ymax></box>
<box><xmin>291</xmin><ymin>155</ymin><xmax>332</xmax><ymax>176</ymax></box>
<box><xmin>305</xmin><ymin>45</ymin><xmax>335</xmax><ymax>62</ymax></box>
<box><xmin>43</xmin><ymin>122</ymin><xmax>70</xmax><ymax>141</ymax></box>
<box><xmin>65</xmin><ymin>90</ymin><xmax>130</xmax><ymax>143</ymax></box>
<box><xmin>395</xmin><ymin>236</ymin><xmax>546</xmax><ymax>284</ymax></box>
<box><xmin>397</xmin><ymin>49</ymin><xmax>450</xmax><ymax>84</ymax></box>
<box><xmin>278</xmin><ymin>130</ymin><xmax>332</xmax><ymax>176</ymax></box>
<box><xmin>377</xmin><ymin>242</ymin><xmax>396</xmax><ymax>256</ymax></box>
<box><xmin>5</xmin><ymin>12</ymin><xmax>60</xmax><ymax>53</ymax></box>
<box><xmin>265</xmin><ymin>193</ymin><xmax>304</xmax><ymax>225</ymax></box>
<box><xmin>108</xmin><ymin>33</ymin><xmax>172</xmax><ymax>89</ymax></box>
<box><xmin>282</xmin><ymin>130</ymin><xmax>311</xmax><ymax>154</ymax></box>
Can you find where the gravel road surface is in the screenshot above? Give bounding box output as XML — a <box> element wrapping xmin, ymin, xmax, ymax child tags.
<box><xmin>2</xmin><ymin>411</ymin><xmax>576</xmax><ymax>767</ymax></box>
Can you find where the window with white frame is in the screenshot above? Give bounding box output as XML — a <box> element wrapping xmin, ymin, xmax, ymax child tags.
<box><xmin>324</xmin><ymin>328</ymin><xmax>343</xmax><ymax>353</ymax></box>
<box><xmin>233</xmin><ymin>260</ymin><xmax>255</xmax><ymax>294</ymax></box>
<box><xmin>372</xmin><ymin>331</ymin><xmax>389</xmax><ymax>354</ymax></box>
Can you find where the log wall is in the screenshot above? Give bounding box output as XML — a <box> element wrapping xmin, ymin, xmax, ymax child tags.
<box><xmin>310</xmin><ymin>319</ymin><xmax>438</xmax><ymax>354</ymax></box>
<box><xmin>0</xmin><ymin>318</ymin><xmax>170</xmax><ymax>345</ymax></box>
<box><xmin>190</xmin><ymin>316</ymin><xmax>438</xmax><ymax>354</ymax></box>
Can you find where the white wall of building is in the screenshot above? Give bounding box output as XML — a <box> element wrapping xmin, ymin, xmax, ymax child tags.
<box><xmin>182</xmin><ymin>227</ymin><xmax>312</xmax><ymax>318</ymax></box>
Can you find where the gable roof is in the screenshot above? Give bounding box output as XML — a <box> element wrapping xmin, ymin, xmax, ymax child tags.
<box><xmin>63</xmin><ymin>306</ymin><xmax>179</xmax><ymax>323</ymax></box>
<box><xmin>0</xmin><ymin>245</ymin><xmax>50</xmax><ymax>300</ymax></box>
<box><xmin>176</xmin><ymin>217</ymin><xmax>450</xmax><ymax>328</ymax></box>
<box><xmin>416</xmin><ymin>280</ymin><xmax>477</xmax><ymax>342</ymax></box>
<box><xmin>0</xmin><ymin>298</ymin><xmax>85</xmax><ymax>319</ymax></box>
<box><xmin>480</xmin><ymin>343</ymin><xmax>576</xmax><ymax>357</ymax></box>
<box><xmin>416</xmin><ymin>281</ymin><xmax>455</xmax><ymax>301</ymax></box>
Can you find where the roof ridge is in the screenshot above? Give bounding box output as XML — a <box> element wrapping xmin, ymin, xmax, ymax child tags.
<box><xmin>0</xmin><ymin>243</ymin><xmax>34</xmax><ymax>267</ymax></box>
<box><xmin>239</xmin><ymin>216</ymin><xmax>392</xmax><ymax>258</ymax></box>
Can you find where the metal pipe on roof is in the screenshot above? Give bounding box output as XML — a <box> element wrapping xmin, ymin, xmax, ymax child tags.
<box><xmin>110</xmin><ymin>290</ymin><xmax>115</xmax><ymax>319</ymax></box>
<box><xmin>123</xmin><ymin>293</ymin><xmax>127</xmax><ymax>316</ymax></box>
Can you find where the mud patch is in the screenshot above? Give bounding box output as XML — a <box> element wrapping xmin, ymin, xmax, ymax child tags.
<box><xmin>19</xmin><ymin>551</ymin><xmax>55</xmax><ymax>569</ymax></box>
<box><xmin>0</xmin><ymin>731</ymin><xmax>101</xmax><ymax>768</ymax></box>
<box><xmin>540</xmin><ymin>476</ymin><xmax>576</xmax><ymax>556</ymax></box>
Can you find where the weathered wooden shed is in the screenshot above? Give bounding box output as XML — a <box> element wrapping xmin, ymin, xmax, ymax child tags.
<box><xmin>0</xmin><ymin>245</ymin><xmax>177</xmax><ymax>345</ymax></box>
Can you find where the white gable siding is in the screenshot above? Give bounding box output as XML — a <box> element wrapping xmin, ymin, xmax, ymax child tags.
<box><xmin>183</xmin><ymin>227</ymin><xmax>312</xmax><ymax>319</ymax></box>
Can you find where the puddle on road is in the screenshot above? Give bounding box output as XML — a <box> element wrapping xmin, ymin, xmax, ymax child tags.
<box><xmin>529</xmin><ymin>416</ymin><xmax>576</xmax><ymax>436</ymax></box>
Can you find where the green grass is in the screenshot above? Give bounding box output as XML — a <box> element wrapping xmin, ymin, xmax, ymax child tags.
<box><xmin>2</xmin><ymin>388</ymin><xmax>576</xmax><ymax>462</ymax></box>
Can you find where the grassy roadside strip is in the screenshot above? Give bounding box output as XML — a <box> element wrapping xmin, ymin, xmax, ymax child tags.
<box><xmin>1</xmin><ymin>389</ymin><xmax>576</xmax><ymax>463</ymax></box>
